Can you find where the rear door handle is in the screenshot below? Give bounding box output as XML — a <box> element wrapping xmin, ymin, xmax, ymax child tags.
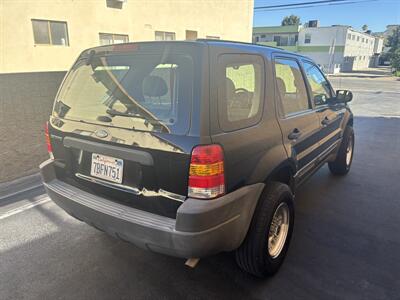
<box><xmin>288</xmin><ymin>128</ymin><xmax>301</xmax><ymax>140</ymax></box>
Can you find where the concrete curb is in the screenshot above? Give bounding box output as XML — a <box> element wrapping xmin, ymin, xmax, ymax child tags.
<box><xmin>0</xmin><ymin>173</ymin><xmax>43</xmax><ymax>201</ymax></box>
<box><xmin>327</xmin><ymin>74</ymin><xmax>395</xmax><ymax>79</ymax></box>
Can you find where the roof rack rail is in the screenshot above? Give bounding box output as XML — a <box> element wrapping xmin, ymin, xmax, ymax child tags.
<box><xmin>195</xmin><ymin>38</ymin><xmax>284</xmax><ymax>50</ymax></box>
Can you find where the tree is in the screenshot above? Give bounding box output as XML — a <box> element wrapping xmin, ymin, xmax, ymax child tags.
<box><xmin>386</xmin><ymin>28</ymin><xmax>400</xmax><ymax>72</ymax></box>
<box><xmin>281</xmin><ymin>15</ymin><xmax>301</xmax><ymax>26</ymax></box>
<box><xmin>362</xmin><ymin>24</ymin><xmax>368</xmax><ymax>31</ymax></box>
<box><xmin>387</xmin><ymin>27</ymin><xmax>400</xmax><ymax>52</ymax></box>
<box><xmin>390</xmin><ymin>49</ymin><xmax>400</xmax><ymax>71</ymax></box>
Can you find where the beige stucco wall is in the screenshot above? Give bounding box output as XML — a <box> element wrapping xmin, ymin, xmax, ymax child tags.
<box><xmin>0</xmin><ymin>0</ymin><xmax>254</xmax><ymax>73</ymax></box>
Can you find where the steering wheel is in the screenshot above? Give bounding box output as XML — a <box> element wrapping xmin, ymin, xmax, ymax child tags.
<box><xmin>234</xmin><ymin>88</ymin><xmax>249</xmax><ymax>94</ymax></box>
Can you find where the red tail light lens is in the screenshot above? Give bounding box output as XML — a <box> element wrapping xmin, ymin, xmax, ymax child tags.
<box><xmin>45</xmin><ymin>121</ymin><xmax>54</xmax><ymax>159</ymax></box>
<box><xmin>188</xmin><ymin>144</ymin><xmax>225</xmax><ymax>199</ymax></box>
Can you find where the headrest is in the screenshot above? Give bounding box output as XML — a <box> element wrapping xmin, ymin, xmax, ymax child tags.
<box><xmin>225</xmin><ymin>77</ymin><xmax>236</xmax><ymax>99</ymax></box>
<box><xmin>276</xmin><ymin>77</ymin><xmax>286</xmax><ymax>95</ymax></box>
<box><xmin>143</xmin><ymin>76</ymin><xmax>168</xmax><ymax>97</ymax></box>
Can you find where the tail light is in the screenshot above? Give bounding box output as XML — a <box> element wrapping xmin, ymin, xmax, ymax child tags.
<box><xmin>188</xmin><ymin>144</ymin><xmax>225</xmax><ymax>199</ymax></box>
<box><xmin>45</xmin><ymin>121</ymin><xmax>54</xmax><ymax>159</ymax></box>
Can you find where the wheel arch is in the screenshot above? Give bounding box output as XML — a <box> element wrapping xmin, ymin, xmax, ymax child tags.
<box><xmin>265</xmin><ymin>160</ymin><xmax>296</xmax><ymax>193</ymax></box>
<box><xmin>341</xmin><ymin>110</ymin><xmax>354</xmax><ymax>131</ymax></box>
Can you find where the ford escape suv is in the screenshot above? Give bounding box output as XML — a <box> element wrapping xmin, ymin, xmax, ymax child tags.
<box><xmin>40</xmin><ymin>40</ymin><xmax>354</xmax><ymax>277</ymax></box>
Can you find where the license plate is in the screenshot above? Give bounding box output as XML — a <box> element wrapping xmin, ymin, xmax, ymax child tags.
<box><xmin>90</xmin><ymin>153</ymin><xmax>123</xmax><ymax>184</ymax></box>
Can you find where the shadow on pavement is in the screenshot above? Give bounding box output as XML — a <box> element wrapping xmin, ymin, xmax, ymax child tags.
<box><xmin>1</xmin><ymin>116</ymin><xmax>400</xmax><ymax>300</ymax></box>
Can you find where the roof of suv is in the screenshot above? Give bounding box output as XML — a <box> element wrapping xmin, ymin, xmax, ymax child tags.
<box><xmin>82</xmin><ymin>40</ymin><xmax>310</xmax><ymax>60</ymax></box>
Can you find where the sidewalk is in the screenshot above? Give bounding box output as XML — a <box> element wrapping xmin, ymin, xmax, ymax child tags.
<box><xmin>328</xmin><ymin>66</ymin><xmax>396</xmax><ymax>79</ymax></box>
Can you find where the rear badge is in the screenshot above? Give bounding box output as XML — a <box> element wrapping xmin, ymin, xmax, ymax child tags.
<box><xmin>94</xmin><ymin>129</ymin><xmax>109</xmax><ymax>138</ymax></box>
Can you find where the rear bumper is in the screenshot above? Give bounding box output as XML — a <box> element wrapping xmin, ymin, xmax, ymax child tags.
<box><xmin>40</xmin><ymin>159</ymin><xmax>264</xmax><ymax>258</ymax></box>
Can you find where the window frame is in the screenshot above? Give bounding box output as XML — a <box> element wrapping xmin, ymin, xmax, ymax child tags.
<box><xmin>216</xmin><ymin>53</ymin><xmax>265</xmax><ymax>132</ymax></box>
<box><xmin>99</xmin><ymin>32</ymin><xmax>129</xmax><ymax>45</ymax></box>
<box><xmin>31</xmin><ymin>19</ymin><xmax>69</xmax><ymax>46</ymax></box>
<box><xmin>301</xmin><ymin>59</ymin><xmax>335</xmax><ymax>108</ymax></box>
<box><xmin>206</xmin><ymin>35</ymin><xmax>220</xmax><ymax>40</ymax></box>
<box><xmin>155</xmin><ymin>31</ymin><xmax>176</xmax><ymax>41</ymax></box>
<box><xmin>272</xmin><ymin>56</ymin><xmax>313</xmax><ymax>118</ymax></box>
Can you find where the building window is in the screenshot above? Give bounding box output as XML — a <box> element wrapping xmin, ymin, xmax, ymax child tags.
<box><xmin>99</xmin><ymin>33</ymin><xmax>129</xmax><ymax>45</ymax></box>
<box><xmin>362</xmin><ymin>38</ymin><xmax>365</xmax><ymax>43</ymax></box>
<box><xmin>106</xmin><ymin>0</ymin><xmax>124</xmax><ymax>9</ymax></box>
<box><xmin>206</xmin><ymin>36</ymin><xmax>220</xmax><ymax>40</ymax></box>
<box><xmin>357</xmin><ymin>36</ymin><xmax>360</xmax><ymax>41</ymax></box>
<box><xmin>185</xmin><ymin>30</ymin><xmax>197</xmax><ymax>40</ymax></box>
<box><xmin>347</xmin><ymin>33</ymin><xmax>351</xmax><ymax>39</ymax></box>
<box><xmin>261</xmin><ymin>34</ymin><xmax>266</xmax><ymax>38</ymax></box>
<box><xmin>304</xmin><ymin>33</ymin><xmax>311</xmax><ymax>44</ymax></box>
<box><xmin>352</xmin><ymin>35</ymin><xmax>355</xmax><ymax>40</ymax></box>
<box><xmin>264</xmin><ymin>33</ymin><xmax>274</xmax><ymax>42</ymax></box>
<box><xmin>32</xmin><ymin>19</ymin><xmax>69</xmax><ymax>46</ymax></box>
<box><xmin>155</xmin><ymin>31</ymin><xmax>176</xmax><ymax>41</ymax></box>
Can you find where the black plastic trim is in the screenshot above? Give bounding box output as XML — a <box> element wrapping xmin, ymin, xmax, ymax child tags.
<box><xmin>63</xmin><ymin>136</ymin><xmax>154</xmax><ymax>166</ymax></box>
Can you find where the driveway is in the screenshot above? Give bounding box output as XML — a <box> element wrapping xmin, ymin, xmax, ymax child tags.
<box><xmin>1</xmin><ymin>73</ymin><xmax>399</xmax><ymax>300</ymax></box>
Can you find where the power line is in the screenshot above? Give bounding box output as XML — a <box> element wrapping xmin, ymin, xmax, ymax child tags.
<box><xmin>254</xmin><ymin>0</ymin><xmax>348</xmax><ymax>10</ymax></box>
<box><xmin>254</xmin><ymin>0</ymin><xmax>380</xmax><ymax>11</ymax></box>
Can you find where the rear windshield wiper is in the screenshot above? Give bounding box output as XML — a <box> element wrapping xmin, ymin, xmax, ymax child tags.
<box><xmin>105</xmin><ymin>108</ymin><xmax>171</xmax><ymax>132</ymax></box>
<box><xmin>106</xmin><ymin>108</ymin><xmax>147</xmax><ymax>120</ymax></box>
<box><xmin>105</xmin><ymin>108</ymin><xmax>170</xmax><ymax>124</ymax></box>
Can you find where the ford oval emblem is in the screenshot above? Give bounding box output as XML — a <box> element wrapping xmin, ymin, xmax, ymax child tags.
<box><xmin>95</xmin><ymin>129</ymin><xmax>108</xmax><ymax>138</ymax></box>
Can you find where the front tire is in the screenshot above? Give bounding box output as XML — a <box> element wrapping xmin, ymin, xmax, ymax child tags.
<box><xmin>328</xmin><ymin>125</ymin><xmax>354</xmax><ymax>175</ymax></box>
<box><xmin>235</xmin><ymin>182</ymin><xmax>294</xmax><ymax>277</ymax></box>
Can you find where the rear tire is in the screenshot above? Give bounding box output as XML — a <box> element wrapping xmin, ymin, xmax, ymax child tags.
<box><xmin>235</xmin><ymin>182</ymin><xmax>294</xmax><ymax>277</ymax></box>
<box><xmin>328</xmin><ymin>125</ymin><xmax>354</xmax><ymax>175</ymax></box>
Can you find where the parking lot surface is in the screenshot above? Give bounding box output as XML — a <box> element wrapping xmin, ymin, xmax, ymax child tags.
<box><xmin>1</xmin><ymin>75</ymin><xmax>400</xmax><ymax>299</ymax></box>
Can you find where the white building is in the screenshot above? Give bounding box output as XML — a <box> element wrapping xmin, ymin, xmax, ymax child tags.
<box><xmin>254</xmin><ymin>22</ymin><xmax>385</xmax><ymax>73</ymax></box>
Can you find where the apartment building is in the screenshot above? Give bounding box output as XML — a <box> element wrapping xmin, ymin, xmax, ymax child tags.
<box><xmin>253</xmin><ymin>25</ymin><xmax>301</xmax><ymax>52</ymax></box>
<box><xmin>253</xmin><ymin>21</ymin><xmax>384</xmax><ymax>73</ymax></box>
<box><xmin>0</xmin><ymin>0</ymin><xmax>254</xmax><ymax>73</ymax></box>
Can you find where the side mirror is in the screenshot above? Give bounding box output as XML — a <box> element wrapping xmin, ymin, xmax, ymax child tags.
<box><xmin>336</xmin><ymin>90</ymin><xmax>353</xmax><ymax>103</ymax></box>
<box><xmin>314</xmin><ymin>94</ymin><xmax>327</xmax><ymax>105</ymax></box>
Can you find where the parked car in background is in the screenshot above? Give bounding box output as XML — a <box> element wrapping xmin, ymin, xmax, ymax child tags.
<box><xmin>41</xmin><ymin>40</ymin><xmax>354</xmax><ymax>277</ymax></box>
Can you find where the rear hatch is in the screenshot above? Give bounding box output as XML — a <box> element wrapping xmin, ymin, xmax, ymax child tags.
<box><xmin>48</xmin><ymin>42</ymin><xmax>207</xmax><ymax>218</ymax></box>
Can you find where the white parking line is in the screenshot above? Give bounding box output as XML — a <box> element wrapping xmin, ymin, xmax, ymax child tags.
<box><xmin>0</xmin><ymin>197</ymin><xmax>51</xmax><ymax>221</ymax></box>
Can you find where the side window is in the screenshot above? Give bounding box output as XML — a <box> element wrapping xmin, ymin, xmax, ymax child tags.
<box><xmin>217</xmin><ymin>54</ymin><xmax>264</xmax><ymax>131</ymax></box>
<box><xmin>303</xmin><ymin>62</ymin><xmax>332</xmax><ymax>106</ymax></box>
<box><xmin>274</xmin><ymin>58</ymin><xmax>310</xmax><ymax>116</ymax></box>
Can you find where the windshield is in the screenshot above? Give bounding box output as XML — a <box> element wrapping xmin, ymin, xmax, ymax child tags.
<box><xmin>54</xmin><ymin>45</ymin><xmax>196</xmax><ymax>134</ymax></box>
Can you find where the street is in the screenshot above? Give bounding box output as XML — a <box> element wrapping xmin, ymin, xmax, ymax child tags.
<box><xmin>1</xmin><ymin>75</ymin><xmax>400</xmax><ymax>299</ymax></box>
<box><xmin>329</xmin><ymin>73</ymin><xmax>400</xmax><ymax>117</ymax></box>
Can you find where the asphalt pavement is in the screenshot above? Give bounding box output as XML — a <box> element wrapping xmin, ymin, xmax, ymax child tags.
<box><xmin>1</xmin><ymin>76</ymin><xmax>399</xmax><ymax>300</ymax></box>
<box><xmin>329</xmin><ymin>75</ymin><xmax>400</xmax><ymax>117</ymax></box>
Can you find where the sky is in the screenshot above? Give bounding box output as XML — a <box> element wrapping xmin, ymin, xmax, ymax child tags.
<box><xmin>253</xmin><ymin>0</ymin><xmax>400</xmax><ymax>33</ymax></box>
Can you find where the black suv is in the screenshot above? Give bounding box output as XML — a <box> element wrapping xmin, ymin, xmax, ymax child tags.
<box><xmin>41</xmin><ymin>40</ymin><xmax>354</xmax><ymax>277</ymax></box>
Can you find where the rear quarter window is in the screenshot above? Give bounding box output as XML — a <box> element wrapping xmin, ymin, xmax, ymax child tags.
<box><xmin>217</xmin><ymin>54</ymin><xmax>265</xmax><ymax>132</ymax></box>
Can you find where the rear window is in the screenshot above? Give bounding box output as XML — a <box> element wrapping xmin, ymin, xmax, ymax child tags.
<box><xmin>54</xmin><ymin>45</ymin><xmax>197</xmax><ymax>135</ymax></box>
